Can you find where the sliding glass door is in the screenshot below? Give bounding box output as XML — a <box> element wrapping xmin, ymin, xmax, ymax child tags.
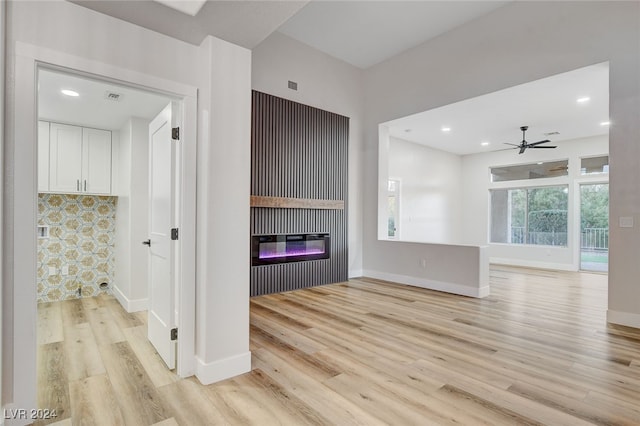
<box><xmin>580</xmin><ymin>183</ymin><xmax>609</xmax><ymax>272</ymax></box>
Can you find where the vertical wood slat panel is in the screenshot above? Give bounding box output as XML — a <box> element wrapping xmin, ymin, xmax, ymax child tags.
<box><xmin>250</xmin><ymin>91</ymin><xmax>348</xmax><ymax>296</ymax></box>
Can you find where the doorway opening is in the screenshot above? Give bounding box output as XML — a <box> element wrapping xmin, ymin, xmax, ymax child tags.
<box><xmin>580</xmin><ymin>183</ymin><xmax>609</xmax><ymax>272</ymax></box>
<box><xmin>36</xmin><ymin>66</ymin><xmax>189</xmax><ymax>399</ymax></box>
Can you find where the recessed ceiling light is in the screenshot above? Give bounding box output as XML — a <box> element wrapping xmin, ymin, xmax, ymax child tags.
<box><xmin>441</xmin><ymin>127</ymin><xmax>451</xmax><ymax>133</ymax></box>
<box><xmin>576</xmin><ymin>96</ymin><xmax>590</xmax><ymax>103</ymax></box>
<box><xmin>537</xmin><ymin>162</ymin><xmax>543</xmax><ymax>165</ymax></box>
<box><xmin>61</xmin><ymin>89</ymin><xmax>79</xmax><ymax>97</ymax></box>
<box><xmin>481</xmin><ymin>141</ymin><xmax>490</xmax><ymax>146</ymax></box>
<box><xmin>600</xmin><ymin>121</ymin><xmax>610</xmax><ymax>126</ymax></box>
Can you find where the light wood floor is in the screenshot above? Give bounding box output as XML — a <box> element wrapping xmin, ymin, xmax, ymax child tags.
<box><xmin>38</xmin><ymin>266</ymin><xmax>640</xmax><ymax>425</ymax></box>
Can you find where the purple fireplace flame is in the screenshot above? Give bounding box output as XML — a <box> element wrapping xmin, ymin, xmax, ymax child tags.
<box><xmin>252</xmin><ymin>234</ymin><xmax>330</xmax><ymax>265</ymax></box>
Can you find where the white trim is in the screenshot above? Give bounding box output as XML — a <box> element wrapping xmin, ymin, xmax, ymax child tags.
<box><xmin>9</xmin><ymin>42</ymin><xmax>198</xmax><ymax>410</ymax></box>
<box><xmin>112</xmin><ymin>285</ymin><xmax>148</xmax><ymax>313</ymax></box>
<box><xmin>362</xmin><ymin>269</ymin><xmax>490</xmax><ymax>298</ymax></box>
<box><xmin>349</xmin><ymin>269</ymin><xmax>364</xmax><ymax>278</ymax></box>
<box><xmin>491</xmin><ymin>257</ymin><xmax>576</xmax><ymax>272</ymax></box>
<box><xmin>607</xmin><ymin>310</ymin><xmax>640</xmax><ymax>329</ymax></box>
<box><xmin>195</xmin><ymin>352</ymin><xmax>252</xmax><ymax>385</ymax></box>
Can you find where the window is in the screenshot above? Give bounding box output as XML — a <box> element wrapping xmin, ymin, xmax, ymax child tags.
<box><xmin>491</xmin><ymin>186</ymin><xmax>568</xmax><ymax>246</ymax></box>
<box><xmin>387</xmin><ymin>179</ymin><xmax>399</xmax><ymax>238</ymax></box>
<box><xmin>491</xmin><ymin>160</ymin><xmax>568</xmax><ymax>182</ymax></box>
<box><xmin>580</xmin><ymin>155</ymin><xmax>609</xmax><ymax>175</ymax></box>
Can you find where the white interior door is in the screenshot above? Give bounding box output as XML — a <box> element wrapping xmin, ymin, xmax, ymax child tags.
<box><xmin>147</xmin><ymin>102</ymin><xmax>179</xmax><ymax>369</ymax></box>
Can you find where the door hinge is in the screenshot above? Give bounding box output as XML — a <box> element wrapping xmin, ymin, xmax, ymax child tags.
<box><xmin>171</xmin><ymin>228</ymin><xmax>179</xmax><ymax>240</ymax></box>
<box><xmin>172</xmin><ymin>127</ymin><xmax>180</xmax><ymax>140</ymax></box>
<box><xmin>171</xmin><ymin>328</ymin><xmax>178</xmax><ymax>341</ymax></box>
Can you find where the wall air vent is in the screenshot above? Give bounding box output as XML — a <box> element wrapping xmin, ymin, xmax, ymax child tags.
<box><xmin>104</xmin><ymin>91</ymin><xmax>123</xmax><ymax>101</ymax></box>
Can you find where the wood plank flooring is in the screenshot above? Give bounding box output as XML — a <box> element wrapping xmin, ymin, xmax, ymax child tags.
<box><xmin>38</xmin><ymin>266</ymin><xmax>640</xmax><ymax>425</ymax></box>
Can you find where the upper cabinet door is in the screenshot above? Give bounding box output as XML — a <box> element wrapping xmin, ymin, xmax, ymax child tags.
<box><xmin>49</xmin><ymin>123</ymin><xmax>83</xmax><ymax>193</ymax></box>
<box><xmin>82</xmin><ymin>128</ymin><xmax>112</xmax><ymax>194</ymax></box>
<box><xmin>38</xmin><ymin>121</ymin><xmax>50</xmax><ymax>192</ymax></box>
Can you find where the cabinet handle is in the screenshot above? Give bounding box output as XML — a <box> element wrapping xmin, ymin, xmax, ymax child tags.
<box><xmin>84</xmin><ymin>180</ymin><xmax>87</xmax><ymax>191</ymax></box>
<box><xmin>76</xmin><ymin>179</ymin><xmax>80</xmax><ymax>191</ymax></box>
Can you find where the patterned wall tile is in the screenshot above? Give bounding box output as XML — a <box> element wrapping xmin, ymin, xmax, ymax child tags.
<box><xmin>37</xmin><ymin>193</ymin><xmax>117</xmax><ymax>303</ymax></box>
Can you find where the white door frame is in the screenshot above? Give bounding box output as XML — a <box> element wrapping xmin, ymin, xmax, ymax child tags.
<box><xmin>7</xmin><ymin>42</ymin><xmax>197</xmax><ymax>414</ymax></box>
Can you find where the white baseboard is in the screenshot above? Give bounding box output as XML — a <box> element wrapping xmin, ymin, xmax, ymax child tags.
<box><xmin>607</xmin><ymin>310</ymin><xmax>640</xmax><ymax>329</ymax></box>
<box><xmin>362</xmin><ymin>270</ymin><xmax>489</xmax><ymax>298</ymax></box>
<box><xmin>491</xmin><ymin>258</ymin><xmax>576</xmax><ymax>272</ymax></box>
<box><xmin>349</xmin><ymin>269</ymin><xmax>364</xmax><ymax>278</ymax></box>
<box><xmin>195</xmin><ymin>351</ymin><xmax>252</xmax><ymax>385</ymax></box>
<box><xmin>112</xmin><ymin>285</ymin><xmax>148</xmax><ymax>313</ymax></box>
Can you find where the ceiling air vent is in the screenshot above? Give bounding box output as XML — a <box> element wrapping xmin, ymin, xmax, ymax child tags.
<box><xmin>544</xmin><ymin>131</ymin><xmax>560</xmax><ymax>136</ymax></box>
<box><xmin>104</xmin><ymin>91</ymin><xmax>123</xmax><ymax>102</ymax></box>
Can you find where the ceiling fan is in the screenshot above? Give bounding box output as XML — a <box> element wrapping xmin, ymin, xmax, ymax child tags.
<box><xmin>505</xmin><ymin>126</ymin><xmax>557</xmax><ymax>154</ymax></box>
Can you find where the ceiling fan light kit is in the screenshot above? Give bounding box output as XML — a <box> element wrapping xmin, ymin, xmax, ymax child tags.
<box><xmin>505</xmin><ymin>125</ymin><xmax>557</xmax><ymax>154</ymax></box>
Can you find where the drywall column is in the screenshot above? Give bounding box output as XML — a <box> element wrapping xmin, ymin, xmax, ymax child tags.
<box><xmin>195</xmin><ymin>36</ymin><xmax>251</xmax><ymax>384</ymax></box>
<box><xmin>0</xmin><ymin>0</ymin><xmax>6</xmax><ymax>410</ymax></box>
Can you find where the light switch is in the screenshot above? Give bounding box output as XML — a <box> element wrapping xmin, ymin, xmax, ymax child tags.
<box><xmin>48</xmin><ymin>266</ymin><xmax>56</xmax><ymax>275</ymax></box>
<box><xmin>619</xmin><ymin>216</ymin><xmax>634</xmax><ymax>228</ymax></box>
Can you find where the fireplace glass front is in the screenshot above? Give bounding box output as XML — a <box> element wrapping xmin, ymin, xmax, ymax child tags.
<box><xmin>252</xmin><ymin>233</ymin><xmax>330</xmax><ymax>265</ymax></box>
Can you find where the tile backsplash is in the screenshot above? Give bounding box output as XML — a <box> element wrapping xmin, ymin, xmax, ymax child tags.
<box><xmin>37</xmin><ymin>193</ymin><xmax>117</xmax><ymax>302</ymax></box>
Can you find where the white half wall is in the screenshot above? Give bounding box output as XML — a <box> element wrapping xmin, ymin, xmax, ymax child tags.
<box><xmin>364</xmin><ymin>242</ymin><xmax>489</xmax><ymax>298</ymax></box>
<box><xmin>251</xmin><ymin>32</ymin><xmax>365</xmax><ymax>277</ymax></box>
<box><xmin>388</xmin><ymin>136</ymin><xmax>463</xmax><ymax>244</ymax></box>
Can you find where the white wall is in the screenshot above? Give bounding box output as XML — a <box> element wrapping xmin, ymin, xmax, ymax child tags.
<box><xmin>363</xmin><ymin>1</ymin><xmax>640</xmax><ymax>327</ymax></box>
<box><xmin>461</xmin><ymin>135</ymin><xmax>608</xmax><ymax>270</ymax></box>
<box><xmin>114</xmin><ymin>117</ymin><xmax>150</xmax><ymax>312</ymax></box>
<box><xmin>3</xmin><ymin>0</ymin><xmax>251</xmax><ymax>417</ymax></box>
<box><xmin>388</xmin><ymin>136</ymin><xmax>463</xmax><ymax>244</ymax></box>
<box><xmin>251</xmin><ymin>32</ymin><xmax>365</xmax><ymax>276</ymax></box>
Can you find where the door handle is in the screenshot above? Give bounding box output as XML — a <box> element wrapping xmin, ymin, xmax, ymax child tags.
<box><xmin>142</xmin><ymin>239</ymin><xmax>151</xmax><ymax>246</ymax></box>
<box><xmin>84</xmin><ymin>180</ymin><xmax>87</xmax><ymax>191</ymax></box>
<box><xmin>77</xmin><ymin>179</ymin><xmax>80</xmax><ymax>191</ymax></box>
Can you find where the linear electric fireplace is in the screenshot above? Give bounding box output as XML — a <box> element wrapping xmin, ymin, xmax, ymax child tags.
<box><xmin>252</xmin><ymin>233</ymin><xmax>330</xmax><ymax>266</ymax></box>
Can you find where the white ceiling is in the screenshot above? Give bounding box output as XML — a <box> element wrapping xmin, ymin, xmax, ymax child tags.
<box><xmin>38</xmin><ymin>69</ymin><xmax>173</xmax><ymax>130</ymax></box>
<box><xmin>71</xmin><ymin>1</ymin><xmax>510</xmax><ymax>68</ymax></box>
<box><xmin>277</xmin><ymin>1</ymin><xmax>509</xmax><ymax>69</ymax></box>
<box><xmin>71</xmin><ymin>0</ymin><xmax>309</xmax><ymax>48</ymax></box>
<box><xmin>383</xmin><ymin>62</ymin><xmax>610</xmax><ymax>156</ymax></box>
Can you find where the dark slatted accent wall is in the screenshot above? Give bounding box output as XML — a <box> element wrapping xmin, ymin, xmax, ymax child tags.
<box><xmin>251</xmin><ymin>91</ymin><xmax>349</xmax><ymax>296</ymax></box>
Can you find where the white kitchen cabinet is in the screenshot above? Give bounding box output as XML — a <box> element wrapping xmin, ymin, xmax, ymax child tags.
<box><xmin>82</xmin><ymin>127</ymin><xmax>112</xmax><ymax>194</ymax></box>
<box><xmin>38</xmin><ymin>121</ymin><xmax>50</xmax><ymax>192</ymax></box>
<box><xmin>46</xmin><ymin>122</ymin><xmax>112</xmax><ymax>194</ymax></box>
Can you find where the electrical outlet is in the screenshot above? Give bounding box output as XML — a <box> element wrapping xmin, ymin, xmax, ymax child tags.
<box><xmin>420</xmin><ymin>259</ymin><xmax>427</xmax><ymax>269</ymax></box>
<box><xmin>48</xmin><ymin>266</ymin><xmax>57</xmax><ymax>275</ymax></box>
<box><xmin>61</xmin><ymin>265</ymin><xmax>69</xmax><ymax>275</ymax></box>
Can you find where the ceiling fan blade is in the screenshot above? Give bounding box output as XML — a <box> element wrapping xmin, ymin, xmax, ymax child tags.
<box><xmin>519</xmin><ymin>146</ymin><xmax>527</xmax><ymax>154</ymax></box>
<box><xmin>527</xmin><ymin>139</ymin><xmax>551</xmax><ymax>147</ymax></box>
<box><xmin>530</xmin><ymin>145</ymin><xmax>557</xmax><ymax>149</ymax></box>
<box><xmin>504</xmin><ymin>143</ymin><xmax>520</xmax><ymax>147</ymax></box>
